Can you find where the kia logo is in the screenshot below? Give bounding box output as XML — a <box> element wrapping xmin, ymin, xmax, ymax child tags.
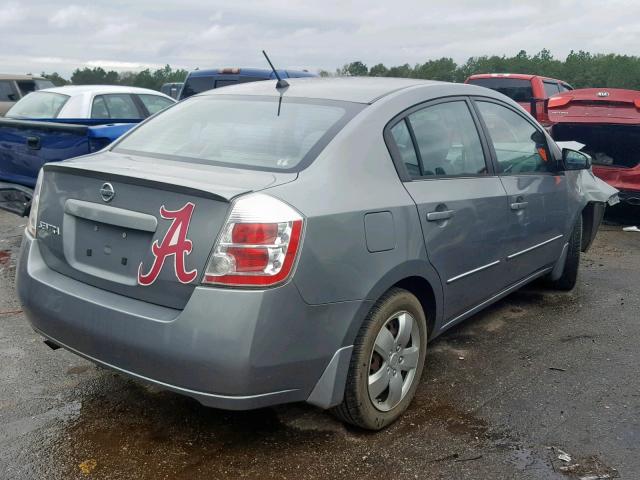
<box><xmin>100</xmin><ymin>182</ymin><xmax>115</xmax><ymax>202</ymax></box>
<box><xmin>597</xmin><ymin>91</ymin><xmax>610</xmax><ymax>97</ymax></box>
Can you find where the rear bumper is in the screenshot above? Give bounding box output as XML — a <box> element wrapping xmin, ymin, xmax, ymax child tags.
<box><xmin>17</xmin><ymin>233</ymin><xmax>366</xmax><ymax>410</ymax></box>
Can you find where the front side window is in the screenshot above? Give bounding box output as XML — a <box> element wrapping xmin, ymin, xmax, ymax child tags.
<box><xmin>114</xmin><ymin>96</ymin><xmax>358</xmax><ymax>172</ymax></box>
<box><xmin>0</xmin><ymin>80</ymin><xmax>17</xmax><ymax>102</ymax></box>
<box><xmin>92</xmin><ymin>94</ymin><xmax>140</xmax><ymax>119</ymax></box>
<box><xmin>16</xmin><ymin>80</ymin><xmax>37</xmax><ymax>96</ymax></box>
<box><xmin>476</xmin><ymin>101</ymin><xmax>552</xmax><ymax>174</ymax></box>
<box><xmin>5</xmin><ymin>92</ymin><xmax>69</xmax><ymax>118</ymax></box>
<box><xmin>405</xmin><ymin>101</ymin><xmax>488</xmax><ymax>178</ymax></box>
<box><xmin>137</xmin><ymin>94</ymin><xmax>174</xmax><ymax>115</ymax></box>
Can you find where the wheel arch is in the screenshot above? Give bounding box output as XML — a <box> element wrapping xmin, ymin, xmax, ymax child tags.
<box><xmin>344</xmin><ymin>260</ymin><xmax>444</xmax><ymax>346</ymax></box>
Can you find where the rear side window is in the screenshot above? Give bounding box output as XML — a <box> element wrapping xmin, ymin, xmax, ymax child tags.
<box><xmin>543</xmin><ymin>81</ymin><xmax>561</xmax><ymax>97</ymax></box>
<box><xmin>390</xmin><ymin>120</ymin><xmax>420</xmax><ymax>178</ymax></box>
<box><xmin>467</xmin><ymin>78</ymin><xmax>533</xmax><ymax>103</ymax></box>
<box><xmin>180</xmin><ymin>76</ymin><xmax>215</xmax><ymax>99</ymax></box>
<box><xmin>137</xmin><ymin>94</ymin><xmax>174</xmax><ymax>115</ymax></box>
<box><xmin>476</xmin><ymin>101</ymin><xmax>552</xmax><ymax>174</ymax></box>
<box><xmin>91</xmin><ymin>94</ymin><xmax>141</xmax><ymax>119</ymax></box>
<box><xmin>5</xmin><ymin>92</ymin><xmax>69</xmax><ymax>118</ymax></box>
<box><xmin>114</xmin><ymin>96</ymin><xmax>359</xmax><ymax>172</ymax></box>
<box><xmin>0</xmin><ymin>80</ymin><xmax>17</xmax><ymax>101</ymax></box>
<box><xmin>403</xmin><ymin>101</ymin><xmax>488</xmax><ymax>178</ymax></box>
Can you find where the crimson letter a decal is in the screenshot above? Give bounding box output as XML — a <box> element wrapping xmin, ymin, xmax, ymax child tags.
<box><xmin>138</xmin><ymin>202</ymin><xmax>198</xmax><ymax>286</ymax></box>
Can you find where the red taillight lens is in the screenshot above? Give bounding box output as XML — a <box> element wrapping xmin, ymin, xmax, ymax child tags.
<box><xmin>226</xmin><ymin>247</ymin><xmax>269</xmax><ymax>272</ymax></box>
<box><xmin>548</xmin><ymin>96</ymin><xmax>571</xmax><ymax>109</ymax></box>
<box><xmin>231</xmin><ymin>223</ymin><xmax>278</xmax><ymax>244</ymax></box>
<box><xmin>203</xmin><ymin>194</ymin><xmax>304</xmax><ymax>287</ymax></box>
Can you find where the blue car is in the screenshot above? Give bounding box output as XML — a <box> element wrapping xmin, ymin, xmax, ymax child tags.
<box><xmin>179</xmin><ymin>67</ymin><xmax>317</xmax><ymax>100</ymax></box>
<box><xmin>0</xmin><ymin>85</ymin><xmax>175</xmax><ymax>215</ymax></box>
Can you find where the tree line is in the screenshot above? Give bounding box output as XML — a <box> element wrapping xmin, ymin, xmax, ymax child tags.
<box><xmin>331</xmin><ymin>49</ymin><xmax>640</xmax><ymax>89</ymax></box>
<box><xmin>41</xmin><ymin>65</ymin><xmax>189</xmax><ymax>91</ymax></box>
<box><xmin>39</xmin><ymin>50</ymin><xmax>640</xmax><ymax>91</ymax></box>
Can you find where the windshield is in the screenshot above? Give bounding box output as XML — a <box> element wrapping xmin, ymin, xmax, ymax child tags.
<box><xmin>6</xmin><ymin>91</ymin><xmax>69</xmax><ymax>118</ymax></box>
<box><xmin>114</xmin><ymin>96</ymin><xmax>360</xmax><ymax>172</ymax></box>
<box><xmin>467</xmin><ymin>78</ymin><xmax>534</xmax><ymax>103</ymax></box>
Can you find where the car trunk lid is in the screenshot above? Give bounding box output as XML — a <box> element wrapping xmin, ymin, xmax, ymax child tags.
<box><xmin>36</xmin><ymin>151</ymin><xmax>296</xmax><ymax>309</ymax></box>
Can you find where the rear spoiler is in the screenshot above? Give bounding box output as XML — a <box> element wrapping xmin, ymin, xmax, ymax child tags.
<box><xmin>0</xmin><ymin>182</ymin><xmax>33</xmax><ymax>217</ymax></box>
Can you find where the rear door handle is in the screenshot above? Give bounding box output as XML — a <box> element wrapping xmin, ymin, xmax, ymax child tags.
<box><xmin>510</xmin><ymin>202</ymin><xmax>529</xmax><ymax>211</ymax></box>
<box><xmin>26</xmin><ymin>136</ymin><xmax>41</xmax><ymax>150</ymax></box>
<box><xmin>426</xmin><ymin>210</ymin><xmax>455</xmax><ymax>221</ymax></box>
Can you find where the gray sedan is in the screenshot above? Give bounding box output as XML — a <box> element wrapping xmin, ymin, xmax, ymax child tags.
<box><xmin>17</xmin><ymin>77</ymin><xmax>614</xmax><ymax>430</ymax></box>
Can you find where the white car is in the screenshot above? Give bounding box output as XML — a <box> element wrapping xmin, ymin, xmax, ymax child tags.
<box><xmin>5</xmin><ymin>85</ymin><xmax>175</xmax><ymax>120</ymax></box>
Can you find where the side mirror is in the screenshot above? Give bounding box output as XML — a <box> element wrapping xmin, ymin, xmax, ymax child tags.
<box><xmin>562</xmin><ymin>148</ymin><xmax>591</xmax><ymax>170</ymax></box>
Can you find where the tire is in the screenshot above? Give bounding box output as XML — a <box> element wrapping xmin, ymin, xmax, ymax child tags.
<box><xmin>332</xmin><ymin>288</ymin><xmax>427</xmax><ymax>430</ymax></box>
<box><xmin>548</xmin><ymin>214</ymin><xmax>583</xmax><ymax>291</ymax></box>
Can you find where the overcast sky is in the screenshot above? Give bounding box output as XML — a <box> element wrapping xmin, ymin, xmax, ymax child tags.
<box><xmin>2</xmin><ymin>0</ymin><xmax>640</xmax><ymax>77</ymax></box>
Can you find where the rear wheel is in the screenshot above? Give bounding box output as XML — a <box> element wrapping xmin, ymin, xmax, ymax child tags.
<box><xmin>332</xmin><ymin>288</ymin><xmax>427</xmax><ymax>430</ymax></box>
<box><xmin>548</xmin><ymin>214</ymin><xmax>583</xmax><ymax>291</ymax></box>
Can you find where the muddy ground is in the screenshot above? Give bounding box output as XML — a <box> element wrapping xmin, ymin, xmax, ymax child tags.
<box><xmin>1</xmin><ymin>208</ymin><xmax>638</xmax><ymax>480</ymax></box>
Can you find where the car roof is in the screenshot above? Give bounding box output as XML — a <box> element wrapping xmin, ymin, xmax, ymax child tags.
<box><xmin>203</xmin><ymin>76</ymin><xmax>444</xmax><ymax>104</ymax></box>
<box><xmin>0</xmin><ymin>74</ymin><xmax>48</xmax><ymax>81</ymax></box>
<box><xmin>38</xmin><ymin>85</ymin><xmax>172</xmax><ymax>97</ymax></box>
<box><xmin>189</xmin><ymin>67</ymin><xmax>315</xmax><ymax>78</ymax></box>
<box><xmin>467</xmin><ymin>73</ymin><xmax>567</xmax><ymax>83</ymax></box>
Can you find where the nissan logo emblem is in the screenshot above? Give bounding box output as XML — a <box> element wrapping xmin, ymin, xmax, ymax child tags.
<box><xmin>100</xmin><ymin>182</ymin><xmax>115</xmax><ymax>202</ymax></box>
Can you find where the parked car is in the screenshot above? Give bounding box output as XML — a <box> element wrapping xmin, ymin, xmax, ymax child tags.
<box><xmin>0</xmin><ymin>85</ymin><xmax>175</xmax><ymax>215</ymax></box>
<box><xmin>549</xmin><ymin>88</ymin><xmax>640</xmax><ymax>207</ymax></box>
<box><xmin>178</xmin><ymin>67</ymin><xmax>317</xmax><ymax>100</ymax></box>
<box><xmin>465</xmin><ymin>73</ymin><xmax>573</xmax><ymax>126</ymax></box>
<box><xmin>0</xmin><ymin>74</ymin><xmax>55</xmax><ymax>116</ymax></box>
<box><xmin>161</xmin><ymin>82</ymin><xmax>184</xmax><ymax>99</ymax></box>
<box><xmin>17</xmin><ymin>78</ymin><xmax>616</xmax><ymax>430</ymax></box>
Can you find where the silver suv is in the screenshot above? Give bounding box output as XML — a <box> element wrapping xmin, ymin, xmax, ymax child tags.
<box><xmin>17</xmin><ymin>78</ymin><xmax>614</xmax><ymax>429</ymax></box>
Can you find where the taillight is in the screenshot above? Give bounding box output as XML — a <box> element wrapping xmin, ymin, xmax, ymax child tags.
<box><xmin>548</xmin><ymin>96</ymin><xmax>571</xmax><ymax>109</ymax></box>
<box><xmin>203</xmin><ymin>194</ymin><xmax>304</xmax><ymax>287</ymax></box>
<box><xmin>26</xmin><ymin>170</ymin><xmax>43</xmax><ymax>237</ymax></box>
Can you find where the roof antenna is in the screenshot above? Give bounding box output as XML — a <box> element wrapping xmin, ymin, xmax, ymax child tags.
<box><xmin>262</xmin><ymin>50</ymin><xmax>289</xmax><ymax>90</ymax></box>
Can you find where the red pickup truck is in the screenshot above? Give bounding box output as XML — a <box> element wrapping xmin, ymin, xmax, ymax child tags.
<box><xmin>548</xmin><ymin>88</ymin><xmax>640</xmax><ymax>207</ymax></box>
<box><xmin>465</xmin><ymin>73</ymin><xmax>573</xmax><ymax>126</ymax></box>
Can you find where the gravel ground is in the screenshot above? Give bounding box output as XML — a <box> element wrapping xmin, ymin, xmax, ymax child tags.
<box><xmin>0</xmin><ymin>208</ymin><xmax>638</xmax><ymax>480</ymax></box>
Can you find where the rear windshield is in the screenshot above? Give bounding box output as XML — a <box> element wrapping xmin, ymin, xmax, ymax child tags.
<box><xmin>180</xmin><ymin>76</ymin><xmax>215</xmax><ymax>99</ymax></box>
<box><xmin>113</xmin><ymin>96</ymin><xmax>361</xmax><ymax>172</ymax></box>
<box><xmin>467</xmin><ymin>78</ymin><xmax>534</xmax><ymax>103</ymax></box>
<box><xmin>6</xmin><ymin>91</ymin><xmax>69</xmax><ymax>118</ymax></box>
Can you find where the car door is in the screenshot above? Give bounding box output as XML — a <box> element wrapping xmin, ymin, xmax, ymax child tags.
<box><xmin>386</xmin><ymin>97</ymin><xmax>512</xmax><ymax>322</ymax></box>
<box><xmin>473</xmin><ymin>99</ymin><xmax>568</xmax><ymax>284</ymax></box>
